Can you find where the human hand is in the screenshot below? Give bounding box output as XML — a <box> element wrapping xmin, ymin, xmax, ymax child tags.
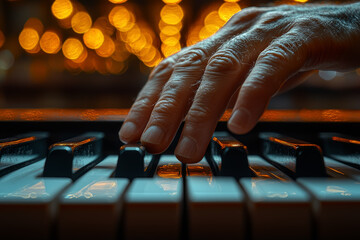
<box><xmin>119</xmin><ymin>3</ymin><xmax>360</xmax><ymax>163</ymax></box>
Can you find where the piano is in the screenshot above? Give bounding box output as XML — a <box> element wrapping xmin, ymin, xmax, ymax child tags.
<box><xmin>0</xmin><ymin>109</ymin><xmax>360</xmax><ymax>240</ymax></box>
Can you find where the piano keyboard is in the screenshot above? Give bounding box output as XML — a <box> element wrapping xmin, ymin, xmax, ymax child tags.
<box><xmin>0</xmin><ymin>111</ymin><xmax>360</xmax><ymax>240</ymax></box>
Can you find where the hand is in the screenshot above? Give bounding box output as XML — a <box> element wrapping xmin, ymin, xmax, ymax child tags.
<box><xmin>119</xmin><ymin>3</ymin><xmax>360</xmax><ymax>163</ymax></box>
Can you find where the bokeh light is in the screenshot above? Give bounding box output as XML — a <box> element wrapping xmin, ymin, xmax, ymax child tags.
<box><xmin>19</xmin><ymin>28</ymin><xmax>40</xmax><ymax>51</ymax></box>
<box><xmin>161</xmin><ymin>42</ymin><xmax>181</xmax><ymax>58</ymax></box>
<box><xmin>96</xmin><ymin>35</ymin><xmax>115</xmax><ymax>58</ymax></box>
<box><xmin>71</xmin><ymin>11</ymin><xmax>92</xmax><ymax>34</ymax></box>
<box><xmin>83</xmin><ymin>28</ymin><xmax>105</xmax><ymax>49</ymax></box>
<box><xmin>218</xmin><ymin>2</ymin><xmax>241</xmax><ymax>22</ymax></box>
<box><xmin>0</xmin><ymin>31</ymin><xmax>5</xmax><ymax>49</ymax></box>
<box><xmin>162</xmin><ymin>0</ymin><xmax>182</xmax><ymax>4</ymax></box>
<box><xmin>94</xmin><ymin>17</ymin><xmax>115</xmax><ymax>36</ymax></box>
<box><xmin>160</xmin><ymin>4</ymin><xmax>184</xmax><ymax>25</ymax></box>
<box><xmin>109</xmin><ymin>0</ymin><xmax>128</xmax><ymax>3</ymax></box>
<box><xmin>40</xmin><ymin>31</ymin><xmax>61</xmax><ymax>54</ymax></box>
<box><xmin>224</xmin><ymin>0</ymin><xmax>240</xmax><ymax>2</ymax></box>
<box><xmin>62</xmin><ymin>38</ymin><xmax>84</xmax><ymax>60</ymax></box>
<box><xmin>51</xmin><ymin>0</ymin><xmax>74</xmax><ymax>20</ymax></box>
<box><xmin>204</xmin><ymin>11</ymin><xmax>225</xmax><ymax>27</ymax></box>
<box><xmin>24</xmin><ymin>18</ymin><xmax>44</xmax><ymax>35</ymax></box>
<box><xmin>294</xmin><ymin>0</ymin><xmax>308</xmax><ymax>2</ymax></box>
<box><xmin>109</xmin><ymin>6</ymin><xmax>135</xmax><ymax>32</ymax></box>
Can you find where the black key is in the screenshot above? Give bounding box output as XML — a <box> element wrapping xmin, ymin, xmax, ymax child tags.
<box><xmin>114</xmin><ymin>144</ymin><xmax>158</xmax><ymax>179</ymax></box>
<box><xmin>0</xmin><ymin>132</ymin><xmax>48</xmax><ymax>177</ymax></box>
<box><xmin>208</xmin><ymin>132</ymin><xmax>254</xmax><ymax>178</ymax></box>
<box><xmin>43</xmin><ymin>132</ymin><xmax>104</xmax><ymax>180</ymax></box>
<box><xmin>320</xmin><ymin>132</ymin><xmax>360</xmax><ymax>169</ymax></box>
<box><xmin>260</xmin><ymin>133</ymin><xmax>327</xmax><ymax>178</ymax></box>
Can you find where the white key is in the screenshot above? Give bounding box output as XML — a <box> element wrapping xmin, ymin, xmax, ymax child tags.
<box><xmin>240</xmin><ymin>178</ymin><xmax>312</xmax><ymax>240</ymax></box>
<box><xmin>58</xmin><ymin>155</ymin><xmax>129</xmax><ymax>240</ymax></box>
<box><xmin>124</xmin><ymin>155</ymin><xmax>183</xmax><ymax>240</ymax></box>
<box><xmin>187</xmin><ymin>177</ymin><xmax>246</xmax><ymax>240</ymax></box>
<box><xmin>248</xmin><ymin>155</ymin><xmax>290</xmax><ymax>180</ymax></box>
<box><xmin>0</xmin><ymin>159</ymin><xmax>45</xmax><ymax>182</ymax></box>
<box><xmin>0</xmin><ymin>177</ymin><xmax>71</xmax><ymax>240</ymax></box>
<box><xmin>186</xmin><ymin>158</ymin><xmax>213</xmax><ymax>177</ymax></box>
<box><xmin>298</xmin><ymin>178</ymin><xmax>360</xmax><ymax>240</ymax></box>
<box><xmin>325</xmin><ymin>157</ymin><xmax>360</xmax><ymax>181</ymax></box>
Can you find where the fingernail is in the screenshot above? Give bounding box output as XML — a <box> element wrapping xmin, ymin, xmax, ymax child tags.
<box><xmin>141</xmin><ymin>125</ymin><xmax>165</xmax><ymax>145</ymax></box>
<box><xmin>175</xmin><ymin>136</ymin><xmax>197</xmax><ymax>160</ymax></box>
<box><xmin>228</xmin><ymin>108</ymin><xmax>250</xmax><ymax>133</ymax></box>
<box><xmin>119</xmin><ymin>122</ymin><xmax>137</xmax><ymax>143</ymax></box>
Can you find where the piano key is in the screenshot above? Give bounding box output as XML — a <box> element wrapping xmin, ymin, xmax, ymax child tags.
<box><xmin>186</xmin><ymin>158</ymin><xmax>213</xmax><ymax>177</ymax></box>
<box><xmin>155</xmin><ymin>154</ymin><xmax>182</xmax><ymax>179</ymax></box>
<box><xmin>260</xmin><ymin>132</ymin><xmax>327</xmax><ymax>178</ymax></box>
<box><xmin>0</xmin><ymin>132</ymin><xmax>48</xmax><ymax>177</ymax></box>
<box><xmin>324</xmin><ymin>156</ymin><xmax>360</xmax><ymax>181</ymax></box>
<box><xmin>187</xmin><ymin>177</ymin><xmax>246</xmax><ymax>240</ymax></box>
<box><xmin>209</xmin><ymin>132</ymin><xmax>253</xmax><ymax>178</ymax></box>
<box><xmin>43</xmin><ymin>132</ymin><xmax>104</xmax><ymax>180</ymax></box>
<box><xmin>0</xmin><ymin>177</ymin><xmax>71</xmax><ymax>240</ymax></box>
<box><xmin>114</xmin><ymin>144</ymin><xmax>158</xmax><ymax>178</ymax></box>
<box><xmin>320</xmin><ymin>132</ymin><xmax>360</xmax><ymax>169</ymax></box>
<box><xmin>58</xmin><ymin>155</ymin><xmax>129</xmax><ymax>240</ymax></box>
<box><xmin>248</xmin><ymin>155</ymin><xmax>290</xmax><ymax>180</ymax></box>
<box><xmin>240</xmin><ymin>178</ymin><xmax>312</xmax><ymax>240</ymax></box>
<box><xmin>298</xmin><ymin>178</ymin><xmax>360</xmax><ymax>240</ymax></box>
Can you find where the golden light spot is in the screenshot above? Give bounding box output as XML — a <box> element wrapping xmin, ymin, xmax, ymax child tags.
<box><xmin>19</xmin><ymin>28</ymin><xmax>39</xmax><ymax>51</ymax></box>
<box><xmin>72</xmin><ymin>48</ymin><xmax>88</xmax><ymax>63</ymax></box>
<box><xmin>94</xmin><ymin>17</ymin><xmax>115</xmax><ymax>36</ymax></box>
<box><xmin>162</xmin><ymin>0</ymin><xmax>182</xmax><ymax>4</ymax></box>
<box><xmin>51</xmin><ymin>0</ymin><xmax>74</xmax><ymax>20</ymax></box>
<box><xmin>294</xmin><ymin>0</ymin><xmax>308</xmax><ymax>2</ymax></box>
<box><xmin>161</xmin><ymin>42</ymin><xmax>181</xmax><ymax>57</ymax></box>
<box><xmin>128</xmin><ymin>35</ymin><xmax>147</xmax><ymax>52</ymax></box>
<box><xmin>62</xmin><ymin>38</ymin><xmax>84</xmax><ymax>60</ymax></box>
<box><xmin>71</xmin><ymin>11</ymin><xmax>92</xmax><ymax>34</ymax></box>
<box><xmin>158</xmin><ymin>19</ymin><xmax>182</xmax><ymax>31</ymax></box>
<box><xmin>106</xmin><ymin>58</ymin><xmax>125</xmax><ymax>74</ymax></box>
<box><xmin>199</xmin><ymin>24</ymin><xmax>219</xmax><ymax>40</ymax></box>
<box><xmin>96</xmin><ymin>35</ymin><xmax>115</xmax><ymax>58</ymax></box>
<box><xmin>160</xmin><ymin>4</ymin><xmax>184</xmax><ymax>25</ymax></box>
<box><xmin>160</xmin><ymin>25</ymin><xmax>180</xmax><ymax>36</ymax></box>
<box><xmin>205</xmin><ymin>11</ymin><xmax>225</xmax><ymax>27</ymax></box>
<box><xmin>224</xmin><ymin>0</ymin><xmax>240</xmax><ymax>2</ymax></box>
<box><xmin>40</xmin><ymin>31</ymin><xmax>61</xmax><ymax>54</ymax></box>
<box><xmin>109</xmin><ymin>6</ymin><xmax>134</xmax><ymax>32</ymax></box>
<box><xmin>162</xmin><ymin>36</ymin><xmax>179</xmax><ymax>46</ymax></box>
<box><xmin>186</xmin><ymin>24</ymin><xmax>202</xmax><ymax>46</ymax></box>
<box><xmin>160</xmin><ymin>31</ymin><xmax>180</xmax><ymax>43</ymax></box>
<box><xmin>143</xmin><ymin>51</ymin><xmax>162</xmax><ymax>67</ymax></box>
<box><xmin>83</xmin><ymin>28</ymin><xmax>104</xmax><ymax>49</ymax></box>
<box><xmin>123</xmin><ymin>25</ymin><xmax>141</xmax><ymax>43</ymax></box>
<box><xmin>112</xmin><ymin>41</ymin><xmax>130</xmax><ymax>62</ymax></box>
<box><xmin>24</xmin><ymin>18</ymin><xmax>44</xmax><ymax>35</ymax></box>
<box><xmin>139</xmin><ymin>46</ymin><xmax>157</xmax><ymax>62</ymax></box>
<box><xmin>218</xmin><ymin>2</ymin><xmax>241</xmax><ymax>22</ymax></box>
<box><xmin>109</xmin><ymin>0</ymin><xmax>127</xmax><ymax>3</ymax></box>
<box><xmin>0</xmin><ymin>30</ymin><xmax>5</xmax><ymax>48</ymax></box>
<box><xmin>26</xmin><ymin>44</ymin><xmax>41</xmax><ymax>54</ymax></box>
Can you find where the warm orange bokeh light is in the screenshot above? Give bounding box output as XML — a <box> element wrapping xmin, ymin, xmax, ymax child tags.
<box><xmin>0</xmin><ymin>30</ymin><xmax>5</xmax><ymax>48</ymax></box>
<box><xmin>94</xmin><ymin>17</ymin><xmax>115</xmax><ymax>36</ymax></box>
<box><xmin>24</xmin><ymin>18</ymin><xmax>44</xmax><ymax>35</ymax></box>
<box><xmin>51</xmin><ymin>0</ymin><xmax>74</xmax><ymax>20</ymax></box>
<box><xmin>294</xmin><ymin>0</ymin><xmax>308</xmax><ymax>2</ymax></box>
<box><xmin>199</xmin><ymin>24</ymin><xmax>219</xmax><ymax>40</ymax></box>
<box><xmin>83</xmin><ymin>28</ymin><xmax>104</xmax><ymax>49</ymax></box>
<box><xmin>71</xmin><ymin>11</ymin><xmax>92</xmax><ymax>34</ymax></box>
<box><xmin>218</xmin><ymin>2</ymin><xmax>241</xmax><ymax>22</ymax></box>
<box><xmin>72</xmin><ymin>48</ymin><xmax>88</xmax><ymax>63</ymax></box>
<box><xmin>224</xmin><ymin>0</ymin><xmax>240</xmax><ymax>2</ymax></box>
<box><xmin>205</xmin><ymin>11</ymin><xmax>225</xmax><ymax>27</ymax></box>
<box><xmin>62</xmin><ymin>38</ymin><xmax>84</xmax><ymax>60</ymax></box>
<box><xmin>19</xmin><ymin>28</ymin><xmax>40</xmax><ymax>51</ymax></box>
<box><xmin>160</xmin><ymin>4</ymin><xmax>184</xmax><ymax>25</ymax></box>
<box><xmin>109</xmin><ymin>6</ymin><xmax>135</xmax><ymax>32</ymax></box>
<box><xmin>109</xmin><ymin>0</ymin><xmax>128</xmax><ymax>3</ymax></box>
<box><xmin>40</xmin><ymin>31</ymin><xmax>61</xmax><ymax>54</ymax></box>
<box><xmin>96</xmin><ymin>35</ymin><xmax>115</xmax><ymax>58</ymax></box>
<box><xmin>162</xmin><ymin>0</ymin><xmax>182</xmax><ymax>4</ymax></box>
<box><xmin>160</xmin><ymin>25</ymin><xmax>180</xmax><ymax>36</ymax></box>
<box><xmin>161</xmin><ymin>42</ymin><xmax>181</xmax><ymax>58</ymax></box>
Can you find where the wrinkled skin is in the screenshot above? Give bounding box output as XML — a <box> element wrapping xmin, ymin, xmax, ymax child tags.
<box><xmin>119</xmin><ymin>3</ymin><xmax>360</xmax><ymax>163</ymax></box>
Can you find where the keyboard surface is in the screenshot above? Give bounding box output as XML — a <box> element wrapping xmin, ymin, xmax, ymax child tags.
<box><xmin>0</xmin><ymin>109</ymin><xmax>360</xmax><ymax>240</ymax></box>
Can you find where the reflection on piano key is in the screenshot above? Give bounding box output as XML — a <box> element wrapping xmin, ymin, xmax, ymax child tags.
<box><xmin>58</xmin><ymin>155</ymin><xmax>128</xmax><ymax>240</ymax></box>
<box><xmin>0</xmin><ymin>178</ymin><xmax>71</xmax><ymax>239</ymax></box>
<box><xmin>0</xmin><ymin>132</ymin><xmax>48</xmax><ymax>177</ymax></box>
<box><xmin>320</xmin><ymin>132</ymin><xmax>360</xmax><ymax>169</ymax></box>
<box><xmin>114</xmin><ymin>144</ymin><xmax>158</xmax><ymax>178</ymax></box>
<box><xmin>298</xmin><ymin>178</ymin><xmax>360</xmax><ymax>240</ymax></box>
<box><xmin>187</xmin><ymin>177</ymin><xmax>246</xmax><ymax>240</ymax></box>
<box><xmin>209</xmin><ymin>132</ymin><xmax>253</xmax><ymax>178</ymax></box>
<box><xmin>186</xmin><ymin>158</ymin><xmax>213</xmax><ymax>177</ymax></box>
<box><xmin>43</xmin><ymin>132</ymin><xmax>104</xmax><ymax>180</ymax></box>
<box><xmin>240</xmin><ymin>178</ymin><xmax>312</xmax><ymax>240</ymax></box>
<box><xmin>324</xmin><ymin>157</ymin><xmax>360</xmax><ymax>181</ymax></box>
<box><xmin>248</xmin><ymin>155</ymin><xmax>290</xmax><ymax>180</ymax></box>
<box><xmin>261</xmin><ymin>133</ymin><xmax>327</xmax><ymax>178</ymax></box>
<box><xmin>124</xmin><ymin>178</ymin><xmax>183</xmax><ymax>240</ymax></box>
<box><xmin>155</xmin><ymin>155</ymin><xmax>182</xmax><ymax>179</ymax></box>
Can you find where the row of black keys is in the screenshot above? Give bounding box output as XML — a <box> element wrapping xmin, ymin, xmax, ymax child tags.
<box><xmin>0</xmin><ymin>131</ymin><xmax>359</xmax><ymax>180</ymax></box>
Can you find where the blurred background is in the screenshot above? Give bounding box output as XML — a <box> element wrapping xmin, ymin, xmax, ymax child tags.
<box><xmin>0</xmin><ymin>0</ymin><xmax>359</xmax><ymax>109</ymax></box>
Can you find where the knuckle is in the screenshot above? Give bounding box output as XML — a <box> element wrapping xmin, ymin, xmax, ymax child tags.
<box><xmin>186</xmin><ymin>104</ymin><xmax>213</xmax><ymax>125</ymax></box>
<box><xmin>149</xmin><ymin>57</ymin><xmax>175</xmax><ymax>80</ymax></box>
<box><xmin>161</xmin><ymin>79</ymin><xmax>185</xmax><ymax>94</ymax></box>
<box><xmin>174</xmin><ymin>47</ymin><xmax>208</xmax><ymax>69</ymax></box>
<box><xmin>206</xmin><ymin>50</ymin><xmax>240</xmax><ymax>73</ymax></box>
<box><xmin>152</xmin><ymin>96</ymin><xmax>179</xmax><ymax>119</ymax></box>
<box><xmin>131</xmin><ymin>95</ymin><xmax>155</xmax><ymax>112</ymax></box>
<box><xmin>259</xmin><ymin>11</ymin><xmax>286</xmax><ymax>25</ymax></box>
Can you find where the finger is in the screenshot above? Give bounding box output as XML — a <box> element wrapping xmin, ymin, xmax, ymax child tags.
<box><xmin>277</xmin><ymin>70</ymin><xmax>316</xmax><ymax>94</ymax></box>
<box><xmin>228</xmin><ymin>30</ymin><xmax>308</xmax><ymax>134</ymax></box>
<box><xmin>139</xmin><ymin>9</ymin><xmax>266</xmax><ymax>153</ymax></box>
<box><xmin>174</xmin><ymin>32</ymin><xmax>267</xmax><ymax>163</ymax></box>
<box><xmin>119</xmin><ymin>55</ymin><xmax>178</xmax><ymax>143</ymax></box>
